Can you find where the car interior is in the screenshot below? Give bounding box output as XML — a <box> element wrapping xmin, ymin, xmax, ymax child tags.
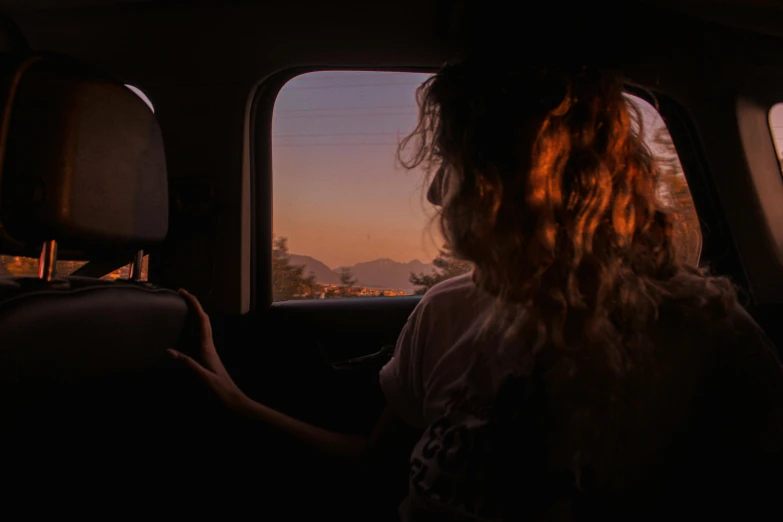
<box><xmin>0</xmin><ymin>0</ymin><xmax>782</xmax><ymax>518</ymax></box>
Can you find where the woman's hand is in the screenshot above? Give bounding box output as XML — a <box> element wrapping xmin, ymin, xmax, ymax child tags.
<box><xmin>168</xmin><ymin>290</ymin><xmax>372</xmax><ymax>461</ymax></box>
<box><xmin>167</xmin><ymin>289</ymin><xmax>249</xmax><ymax>413</ymax></box>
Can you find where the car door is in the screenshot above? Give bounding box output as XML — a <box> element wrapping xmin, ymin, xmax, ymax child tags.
<box><xmin>205</xmin><ymin>65</ymin><xmax>738</xmax><ymax>517</ymax></box>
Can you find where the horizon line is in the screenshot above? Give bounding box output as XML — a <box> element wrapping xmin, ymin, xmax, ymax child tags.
<box><xmin>287</xmin><ymin>252</ymin><xmax>434</xmax><ymax>270</ymax></box>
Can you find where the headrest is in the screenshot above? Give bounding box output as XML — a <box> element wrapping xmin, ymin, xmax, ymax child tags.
<box><xmin>0</xmin><ymin>52</ymin><xmax>168</xmax><ymax>258</ymax></box>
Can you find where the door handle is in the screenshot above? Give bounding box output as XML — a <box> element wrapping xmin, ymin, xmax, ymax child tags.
<box><xmin>331</xmin><ymin>344</ymin><xmax>395</xmax><ymax>371</ymax></box>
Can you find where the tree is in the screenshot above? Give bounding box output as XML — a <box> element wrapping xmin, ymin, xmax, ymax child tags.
<box><xmin>410</xmin><ymin>251</ymin><xmax>472</xmax><ymax>295</ymax></box>
<box><xmin>272</xmin><ymin>236</ymin><xmax>317</xmax><ymax>300</ymax></box>
<box><xmin>338</xmin><ymin>267</ymin><xmax>357</xmax><ymax>297</ymax></box>
<box><xmin>652</xmin><ymin>126</ymin><xmax>702</xmax><ymax>265</ymax></box>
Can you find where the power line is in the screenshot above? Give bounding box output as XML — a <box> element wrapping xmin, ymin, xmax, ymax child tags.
<box><xmin>285</xmin><ymin>78</ymin><xmax>423</xmax><ymax>85</ymax></box>
<box><xmin>290</xmin><ymin>73</ymin><xmax>429</xmax><ymax>83</ymax></box>
<box><xmin>275</xmin><ymin>104</ymin><xmax>416</xmax><ymax>113</ymax></box>
<box><xmin>274</xmin><ymin>132</ymin><xmax>404</xmax><ymax>137</ymax></box>
<box><xmin>273</xmin><ymin>112</ymin><xmax>415</xmax><ymax>119</ymax></box>
<box><xmin>283</xmin><ymin>81</ymin><xmax>423</xmax><ymax>91</ymax></box>
<box><xmin>274</xmin><ymin>142</ymin><xmax>400</xmax><ymax>147</ymax></box>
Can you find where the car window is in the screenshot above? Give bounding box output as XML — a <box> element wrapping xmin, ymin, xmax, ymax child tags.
<box><xmin>0</xmin><ymin>84</ymin><xmax>154</xmax><ymax>281</ymax></box>
<box><xmin>0</xmin><ymin>255</ymin><xmax>149</xmax><ymax>280</ymax></box>
<box><xmin>125</xmin><ymin>84</ymin><xmax>155</xmax><ymax>113</ymax></box>
<box><xmin>769</xmin><ymin>103</ymin><xmax>783</xmax><ymax>172</ymax></box>
<box><xmin>626</xmin><ymin>93</ymin><xmax>702</xmax><ymax>266</ymax></box>
<box><xmin>271</xmin><ymin>72</ymin><xmax>700</xmax><ymax>301</ymax></box>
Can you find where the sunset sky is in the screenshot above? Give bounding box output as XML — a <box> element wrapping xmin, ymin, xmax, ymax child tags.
<box><xmin>272</xmin><ymin>71</ymin><xmax>435</xmax><ymax>268</ymax></box>
<box><xmin>272</xmin><ymin>71</ymin><xmax>783</xmax><ymax>269</ymax></box>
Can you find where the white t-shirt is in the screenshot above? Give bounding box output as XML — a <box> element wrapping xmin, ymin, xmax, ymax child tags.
<box><xmin>379</xmin><ymin>272</ymin><xmax>783</xmax><ymax>521</ymax></box>
<box><xmin>379</xmin><ymin>273</ymin><xmax>523</xmax><ymax>521</ymax></box>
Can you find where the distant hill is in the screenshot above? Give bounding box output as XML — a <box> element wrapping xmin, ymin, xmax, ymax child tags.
<box><xmin>286</xmin><ymin>253</ymin><xmax>434</xmax><ymax>293</ymax></box>
<box><xmin>344</xmin><ymin>258</ymin><xmax>433</xmax><ymax>292</ymax></box>
<box><xmin>287</xmin><ymin>254</ymin><xmax>341</xmax><ymax>285</ymax></box>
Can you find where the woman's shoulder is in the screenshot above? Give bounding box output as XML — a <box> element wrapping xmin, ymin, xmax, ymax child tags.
<box><xmin>678</xmin><ymin>272</ymin><xmax>767</xmax><ymax>334</ymax></box>
<box><xmin>423</xmin><ymin>272</ymin><xmax>476</xmax><ymax>297</ymax></box>
<box><xmin>417</xmin><ymin>272</ymin><xmax>482</xmax><ymax>309</ymax></box>
<box><xmin>717</xmin><ymin>302</ymin><xmax>782</xmax><ymax>369</ymax></box>
<box><xmin>649</xmin><ymin>272</ymin><xmax>778</xmax><ymax>367</ymax></box>
<box><xmin>410</xmin><ymin>271</ymin><xmax>493</xmax><ymax>330</ymax></box>
<box><xmin>656</xmin><ymin>270</ymin><xmax>743</xmax><ymax>327</ymax></box>
<box><xmin>661</xmin><ymin>271</ymin><xmax>782</xmax><ymax>375</ymax></box>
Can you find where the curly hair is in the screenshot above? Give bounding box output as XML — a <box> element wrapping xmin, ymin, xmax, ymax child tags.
<box><xmin>398</xmin><ymin>57</ymin><xmax>738</xmax><ymax>496</ymax></box>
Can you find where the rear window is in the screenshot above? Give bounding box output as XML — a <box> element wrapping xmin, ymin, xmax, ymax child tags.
<box><xmin>271</xmin><ymin>72</ymin><xmax>700</xmax><ymax>301</ymax></box>
<box><xmin>0</xmin><ymin>256</ymin><xmax>149</xmax><ymax>280</ymax></box>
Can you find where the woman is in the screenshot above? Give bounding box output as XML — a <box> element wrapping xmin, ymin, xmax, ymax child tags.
<box><xmin>169</xmin><ymin>57</ymin><xmax>783</xmax><ymax>520</ymax></box>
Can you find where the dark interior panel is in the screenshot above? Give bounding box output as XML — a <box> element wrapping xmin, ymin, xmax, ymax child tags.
<box><xmin>220</xmin><ymin>297</ymin><xmax>417</xmax><ymax>435</ymax></box>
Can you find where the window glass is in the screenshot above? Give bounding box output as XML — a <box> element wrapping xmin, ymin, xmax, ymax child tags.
<box><xmin>272</xmin><ymin>72</ymin><xmax>700</xmax><ymax>301</ymax></box>
<box><xmin>0</xmin><ymin>255</ymin><xmax>149</xmax><ymax>280</ymax></box>
<box><xmin>0</xmin><ymin>85</ymin><xmax>154</xmax><ymax>281</ymax></box>
<box><xmin>125</xmin><ymin>84</ymin><xmax>155</xmax><ymax>112</ymax></box>
<box><xmin>769</xmin><ymin>103</ymin><xmax>783</xmax><ymax>173</ymax></box>
<box><xmin>626</xmin><ymin>93</ymin><xmax>702</xmax><ymax>265</ymax></box>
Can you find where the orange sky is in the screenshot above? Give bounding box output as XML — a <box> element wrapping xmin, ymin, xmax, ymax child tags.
<box><xmin>272</xmin><ymin>71</ymin><xmax>783</xmax><ymax>269</ymax></box>
<box><xmin>272</xmin><ymin>71</ymin><xmax>439</xmax><ymax>268</ymax></box>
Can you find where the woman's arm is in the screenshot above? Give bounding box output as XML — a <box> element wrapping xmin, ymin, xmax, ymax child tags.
<box><xmin>168</xmin><ymin>289</ymin><xmax>418</xmax><ymax>466</ymax></box>
<box><xmin>230</xmin><ymin>396</ymin><xmax>367</xmax><ymax>460</ymax></box>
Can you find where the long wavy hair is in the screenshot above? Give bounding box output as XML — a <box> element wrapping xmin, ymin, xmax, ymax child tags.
<box><xmin>398</xmin><ymin>57</ymin><xmax>738</xmax><ymax>503</ymax></box>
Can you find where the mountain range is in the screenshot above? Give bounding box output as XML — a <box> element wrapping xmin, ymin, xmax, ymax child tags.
<box><xmin>287</xmin><ymin>254</ymin><xmax>434</xmax><ymax>293</ymax></box>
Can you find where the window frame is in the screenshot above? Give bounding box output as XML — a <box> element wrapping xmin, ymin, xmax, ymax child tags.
<box><xmin>252</xmin><ymin>70</ymin><xmax>731</xmax><ymax>310</ymax></box>
<box><xmin>635</xmin><ymin>87</ymin><xmax>746</xmax><ymax>292</ymax></box>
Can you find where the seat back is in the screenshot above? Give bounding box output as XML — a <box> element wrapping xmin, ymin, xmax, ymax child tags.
<box><xmin>0</xmin><ymin>52</ymin><xmax>215</xmax><ymax>499</ymax></box>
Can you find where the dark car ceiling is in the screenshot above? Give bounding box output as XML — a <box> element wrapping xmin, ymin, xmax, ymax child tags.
<box><xmin>642</xmin><ymin>0</ymin><xmax>783</xmax><ymax>38</ymax></box>
<box><xmin>4</xmin><ymin>0</ymin><xmax>783</xmax><ymax>29</ymax></box>
<box><xmin>4</xmin><ymin>1</ymin><xmax>457</xmax><ymax>87</ymax></box>
<box><xmin>5</xmin><ymin>0</ymin><xmax>783</xmax><ymax>37</ymax></box>
<box><xmin>0</xmin><ymin>0</ymin><xmax>155</xmax><ymax>11</ymax></box>
<box><xmin>3</xmin><ymin>0</ymin><xmax>782</xmax><ymax>91</ymax></box>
